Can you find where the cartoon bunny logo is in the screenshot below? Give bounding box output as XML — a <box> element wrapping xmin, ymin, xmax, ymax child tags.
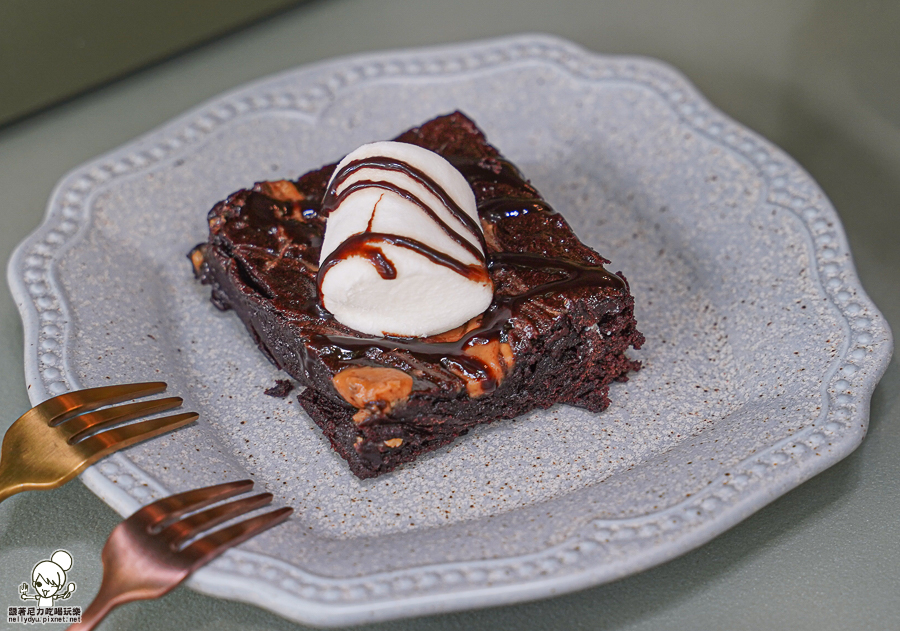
<box><xmin>19</xmin><ymin>550</ymin><xmax>76</xmax><ymax>607</ymax></box>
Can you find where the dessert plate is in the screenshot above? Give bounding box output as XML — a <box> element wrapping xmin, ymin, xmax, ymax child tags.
<box><xmin>8</xmin><ymin>34</ymin><xmax>892</xmax><ymax>626</ymax></box>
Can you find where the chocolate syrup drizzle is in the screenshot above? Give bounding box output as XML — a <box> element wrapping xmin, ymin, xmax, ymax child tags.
<box><xmin>317</xmin><ymin>156</ymin><xmax>488</xmax><ymax>294</ymax></box>
<box><xmin>308</xmin><ymin>152</ymin><xmax>625</xmax><ymax>399</ymax></box>
<box><xmin>318</xmin><ymin>232</ymin><xmax>489</xmax><ymax>283</ymax></box>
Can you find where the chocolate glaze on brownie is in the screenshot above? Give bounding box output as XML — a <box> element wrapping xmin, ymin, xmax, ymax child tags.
<box><xmin>192</xmin><ymin>112</ymin><xmax>644</xmax><ymax>478</ymax></box>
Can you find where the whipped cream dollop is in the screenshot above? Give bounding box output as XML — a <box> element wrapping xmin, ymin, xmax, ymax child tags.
<box><xmin>317</xmin><ymin>141</ymin><xmax>493</xmax><ymax>337</ymax></box>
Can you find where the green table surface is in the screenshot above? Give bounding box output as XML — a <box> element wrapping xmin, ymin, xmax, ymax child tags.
<box><xmin>0</xmin><ymin>0</ymin><xmax>306</xmax><ymax>127</ymax></box>
<box><xmin>1</xmin><ymin>1</ymin><xmax>897</xmax><ymax>629</ymax></box>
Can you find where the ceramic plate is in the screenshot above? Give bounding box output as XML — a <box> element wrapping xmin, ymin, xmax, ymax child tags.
<box><xmin>8</xmin><ymin>34</ymin><xmax>892</xmax><ymax>626</ymax></box>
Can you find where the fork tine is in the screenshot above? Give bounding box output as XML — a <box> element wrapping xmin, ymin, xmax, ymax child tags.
<box><xmin>61</xmin><ymin>397</ymin><xmax>184</xmax><ymax>440</ymax></box>
<box><xmin>40</xmin><ymin>381</ymin><xmax>167</xmax><ymax>426</ymax></box>
<box><xmin>134</xmin><ymin>480</ymin><xmax>255</xmax><ymax>530</ymax></box>
<box><xmin>163</xmin><ymin>492</ymin><xmax>275</xmax><ymax>548</ymax></box>
<box><xmin>76</xmin><ymin>412</ymin><xmax>198</xmax><ymax>460</ymax></box>
<box><xmin>181</xmin><ymin>506</ymin><xmax>293</xmax><ymax>566</ymax></box>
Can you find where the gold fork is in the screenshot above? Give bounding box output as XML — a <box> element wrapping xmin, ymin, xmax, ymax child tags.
<box><xmin>0</xmin><ymin>382</ymin><xmax>198</xmax><ymax>504</ymax></box>
<box><xmin>69</xmin><ymin>480</ymin><xmax>293</xmax><ymax>630</ymax></box>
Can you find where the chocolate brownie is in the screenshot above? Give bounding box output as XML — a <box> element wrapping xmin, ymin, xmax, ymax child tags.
<box><xmin>191</xmin><ymin>112</ymin><xmax>644</xmax><ymax>478</ymax></box>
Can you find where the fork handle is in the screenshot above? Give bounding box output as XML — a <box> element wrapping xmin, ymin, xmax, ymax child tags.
<box><xmin>68</xmin><ymin>564</ymin><xmax>188</xmax><ymax>631</ymax></box>
<box><xmin>0</xmin><ymin>462</ymin><xmax>38</xmax><ymax>504</ymax></box>
<box><xmin>0</xmin><ymin>461</ymin><xmax>84</xmax><ymax>505</ymax></box>
<box><xmin>0</xmin><ymin>482</ymin><xmax>19</xmax><ymax>504</ymax></box>
<box><xmin>68</xmin><ymin>589</ymin><xmax>120</xmax><ymax>631</ymax></box>
<box><xmin>68</xmin><ymin>574</ymin><xmax>141</xmax><ymax>631</ymax></box>
<box><xmin>0</xmin><ymin>474</ymin><xmax>49</xmax><ymax>503</ymax></box>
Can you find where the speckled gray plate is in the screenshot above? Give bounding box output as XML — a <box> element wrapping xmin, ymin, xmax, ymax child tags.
<box><xmin>8</xmin><ymin>34</ymin><xmax>893</xmax><ymax>627</ymax></box>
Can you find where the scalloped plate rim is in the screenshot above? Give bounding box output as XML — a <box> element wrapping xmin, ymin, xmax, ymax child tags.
<box><xmin>7</xmin><ymin>33</ymin><xmax>893</xmax><ymax>626</ymax></box>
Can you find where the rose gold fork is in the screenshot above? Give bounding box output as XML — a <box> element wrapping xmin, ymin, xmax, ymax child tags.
<box><xmin>0</xmin><ymin>382</ymin><xmax>198</xmax><ymax>504</ymax></box>
<box><xmin>69</xmin><ymin>480</ymin><xmax>293</xmax><ymax>631</ymax></box>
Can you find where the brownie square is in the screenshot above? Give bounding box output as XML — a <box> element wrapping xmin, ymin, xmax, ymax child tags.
<box><xmin>192</xmin><ymin>112</ymin><xmax>643</xmax><ymax>478</ymax></box>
